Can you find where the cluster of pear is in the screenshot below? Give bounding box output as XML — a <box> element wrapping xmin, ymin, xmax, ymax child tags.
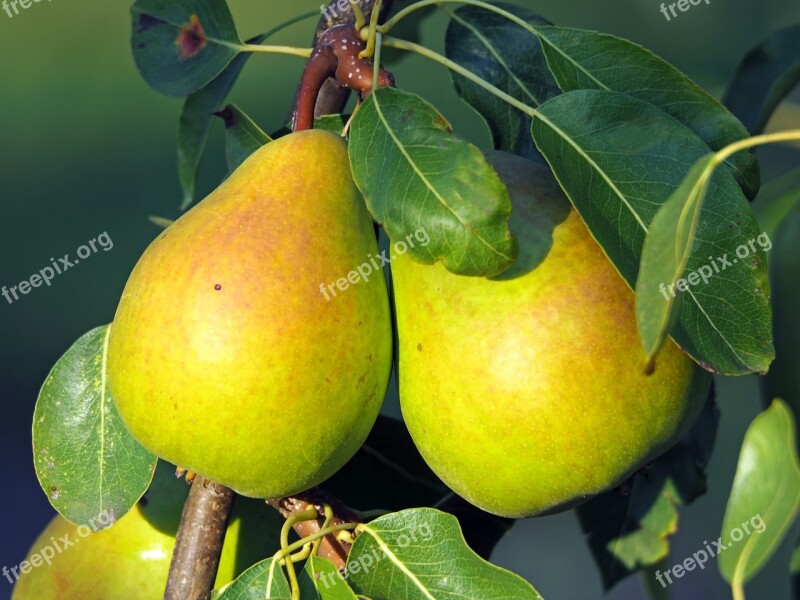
<box><xmin>106</xmin><ymin>130</ymin><xmax>708</xmax><ymax>516</ymax></box>
<box><xmin>16</xmin><ymin>129</ymin><xmax>709</xmax><ymax>597</ymax></box>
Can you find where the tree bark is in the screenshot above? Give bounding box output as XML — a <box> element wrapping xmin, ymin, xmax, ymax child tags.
<box><xmin>164</xmin><ymin>476</ymin><xmax>236</xmax><ymax>600</ymax></box>
<box><xmin>309</xmin><ymin>0</ymin><xmax>395</xmax><ymax>117</ymax></box>
<box><xmin>266</xmin><ymin>488</ymin><xmax>362</xmax><ymax>570</ymax></box>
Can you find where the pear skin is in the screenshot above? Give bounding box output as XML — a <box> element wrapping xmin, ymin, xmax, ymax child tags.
<box><xmin>392</xmin><ymin>151</ymin><xmax>711</xmax><ymax>518</ymax></box>
<box><xmin>11</xmin><ymin>463</ymin><xmax>284</xmax><ymax>599</ymax></box>
<box><xmin>107</xmin><ymin>130</ymin><xmax>392</xmax><ymax>498</ymax></box>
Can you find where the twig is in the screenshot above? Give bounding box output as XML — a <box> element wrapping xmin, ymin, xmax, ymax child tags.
<box><xmin>164</xmin><ymin>476</ymin><xmax>236</xmax><ymax>600</ymax></box>
<box><xmin>266</xmin><ymin>488</ymin><xmax>362</xmax><ymax>570</ymax></box>
<box><xmin>303</xmin><ymin>0</ymin><xmax>395</xmax><ymax>119</ymax></box>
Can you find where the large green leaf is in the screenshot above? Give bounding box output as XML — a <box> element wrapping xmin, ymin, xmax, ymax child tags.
<box><xmin>578</xmin><ymin>393</ymin><xmax>719</xmax><ymax>590</ymax></box>
<box><xmin>444</xmin><ymin>2</ymin><xmax>558</xmax><ymax>160</ymax></box>
<box><xmin>719</xmin><ymin>400</ymin><xmax>800</xmax><ymax>588</ymax></box>
<box><xmin>724</xmin><ymin>24</ymin><xmax>800</xmax><ymax>135</ymax></box>
<box><xmin>531</xmin><ymin>90</ymin><xmax>773</xmax><ymax>375</ymax></box>
<box><xmin>32</xmin><ymin>326</ymin><xmax>157</xmax><ymax>527</ymax></box>
<box><xmin>532</xmin><ymin>25</ymin><xmax>759</xmax><ymax>199</ymax></box>
<box><xmin>131</xmin><ymin>0</ymin><xmax>242</xmax><ymax>97</ymax></box>
<box><xmin>349</xmin><ymin>87</ymin><xmax>517</xmax><ymax>277</ymax></box>
<box><xmin>761</xmin><ymin>193</ymin><xmax>800</xmax><ymax>415</ymax></box>
<box><xmin>347</xmin><ymin>508</ymin><xmax>542</xmax><ymax>599</ymax></box>
<box><xmin>216</xmin><ymin>557</ymin><xmax>291</xmax><ymax>599</ymax></box>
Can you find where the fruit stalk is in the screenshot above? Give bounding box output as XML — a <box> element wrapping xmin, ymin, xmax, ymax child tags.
<box><xmin>164</xmin><ymin>476</ymin><xmax>236</xmax><ymax>600</ymax></box>
<box><xmin>310</xmin><ymin>0</ymin><xmax>394</xmax><ymax>117</ymax></box>
<box><xmin>266</xmin><ymin>488</ymin><xmax>362</xmax><ymax>569</ymax></box>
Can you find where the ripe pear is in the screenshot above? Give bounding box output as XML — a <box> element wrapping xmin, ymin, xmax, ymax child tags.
<box><xmin>107</xmin><ymin>130</ymin><xmax>392</xmax><ymax>498</ymax></box>
<box><xmin>11</xmin><ymin>462</ymin><xmax>283</xmax><ymax>599</ymax></box>
<box><xmin>392</xmin><ymin>151</ymin><xmax>711</xmax><ymax>518</ymax></box>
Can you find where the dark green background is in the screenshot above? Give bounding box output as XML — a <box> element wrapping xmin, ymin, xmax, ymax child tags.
<box><xmin>1</xmin><ymin>1</ymin><xmax>799</xmax><ymax>598</ymax></box>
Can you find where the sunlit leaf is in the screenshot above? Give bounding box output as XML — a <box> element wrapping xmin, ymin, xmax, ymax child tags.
<box><xmin>32</xmin><ymin>325</ymin><xmax>157</xmax><ymax>527</ymax></box>
<box><xmin>347</xmin><ymin>508</ymin><xmax>542</xmax><ymax>599</ymax></box>
<box><xmin>718</xmin><ymin>400</ymin><xmax>800</xmax><ymax>588</ymax></box>
<box><xmin>216</xmin><ymin>557</ymin><xmax>291</xmax><ymax>599</ymax></box>
<box><xmin>532</xmin><ymin>90</ymin><xmax>772</xmax><ymax>375</ymax></box>
<box><xmin>349</xmin><ymin>87</ymin><xmax>517</xmax><ymax>276</ymax></box>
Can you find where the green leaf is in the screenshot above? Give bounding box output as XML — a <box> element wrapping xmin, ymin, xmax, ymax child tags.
<box><xmin>578</xmin><ymin>393</ymin><xmax>719</xmax><ymax>589</ymax></box>
<box><xmin>349</xmin><ymin>87</ymin><xmax>517</xmax><ymax>277</ymax></box>
<box><xmin>531</xmin><ymin>90</ymin><xmax>773</xmax><ymax>375</ymax></box>
<box><xmin>216</xmin><ymin>557</ymin><xmax>291</xmax><ymax>599</ymax></box>
<box><xmin>635</xmin><ymin>154</ymin><xmax>715</xmax><ymax>368</ymax></box>
<box><xmin>347</xmin><ymin>508</ymin><xmax>542</xmax><ymax>599</ymax></box>
<box><xmin>322</xmin><ymin>416</ymin><xmax>513</xmax><ymax>560</ymax></box>
<box><xmin>761</xmin><ymin>203</ymin><xmax>800</xmax><ymax>424</ymax></box>
<box><xmin>533</xmin><ymin>25</ymin><xmax>759</xmax><ymax>199</ymax></box>
<box><xmin>719</xmin><ymin>399</ymin><xmax>800</xmax><ymax>588</ymax></box>
<box><xmin>32</xmin><ymin>325</ymin><xmax>157</xmax><ymax>527</ymax></box>
<box><xmin>131</xmin><ymin>0</ymin><xmax>242</xmax><ymax>98</ymax></box>
<box><xmin>298</xmin><ymin>555</ymin><xmax>359</xmax><ymax>599</ymax></box>
<box><xmin>724</xmin><ymin>24</ymin><xmax>800</xmax><ymax>135</ymax></box>
<box><xmin>215</xmin><ymin>104</ymin><xmax>272</xmax><ymax>172</ymax></box>
<box><xmin>444</xmin><ymin>2</ymin><xmax>558</xmax><ymax>160</ymax></box>
<box><xmin>177</xmin><ymin>32</ymin><xmax>266</xmax><ymax>209</ymax></box>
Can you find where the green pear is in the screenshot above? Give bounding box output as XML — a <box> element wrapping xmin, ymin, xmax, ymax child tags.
<box><xmin>392</xmin><ymin>151</ymin><xmax>711</xmax><ymax>518</ymax></box>
<box><xmin>107</xmin><ymin>130</ymin><xmax>392</xmax><ymax>498</ymax></box>
<box><xmin>11</xmin><ymin>462</ymin><xmax>283</xmax><ymax>599</ymax></box>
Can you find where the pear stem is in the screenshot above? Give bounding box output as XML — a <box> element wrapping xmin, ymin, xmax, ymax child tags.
<box><xmin>164</xmin><ymin>475</ymin><xmax>236</xmax><ymax>600</ymax></box>
<box><xmin>295</xmin><ymin>0</ymin><xmax>394</xmax><ymax>124</ymax></box>
<box><xmin>266</xmin><ymin>488</ymin><xmax>363</xmax><ymax>570</ymax></box>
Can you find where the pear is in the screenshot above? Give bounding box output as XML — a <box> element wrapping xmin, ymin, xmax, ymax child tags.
<box><xmin>107</xmin><ymin>130</ymin><xmax>392</xmax><ymax>498</ymax></box>
<box><xmin>392</xmin><ymin>151</ymin><xmax>711</xmax><ymax>518</ymax></box>
<box><xmin>11</xmin><ymin>463</ymin><xmax>284</xmax><ymax>599</ymax></box>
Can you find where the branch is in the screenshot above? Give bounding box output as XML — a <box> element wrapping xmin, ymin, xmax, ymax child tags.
<box><xmin>164</xmin><ymin>476</ymin><xmax>236</xmax><ymax>600</ymax></box>
<box><xmin>303</xmin><ymin>0</ymin><xmax>396</xmax><ymax>119</ymax></box>
<box><xmin>266</xmin><ymin>488</ymin><xmax>362</xmax><ymax>569</ymax></box>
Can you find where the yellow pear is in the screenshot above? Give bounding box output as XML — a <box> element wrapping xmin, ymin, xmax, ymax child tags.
<box><xmin>11</xmin><ymin>463</ymin><xmax>283</xmax><ymax>599</ymax></box>
<box><xmin>107</xmin><ymin>130</ymin><xmax>392</xmax><ymax>498</ymax></box>
<box><xmin>392</xmin><ymin>151</ymin><xmax>711</xmax><ymax>518</ymax></box>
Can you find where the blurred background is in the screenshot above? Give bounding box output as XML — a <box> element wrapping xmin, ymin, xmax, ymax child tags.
<box><xmin>1</xmin><ymin>0</ymin><xmax>799</xmax><ymax>598</ymax></box>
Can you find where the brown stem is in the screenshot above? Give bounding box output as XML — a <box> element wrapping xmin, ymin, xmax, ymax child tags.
<box><xmin>293</xmin><ymin>24</ymin><xmax>395</xmax><ymax>132</ymax></box>
<box><xmin>164</xmin><ymin>476</ymin><xmax>236</xmax><ymax>600</ymax></box>
<box><xmin>266</xmin><ymin>488</ymin><xmax>362</xmax><ymax>570</ymax></box>
<box><xmin>292</xmin><ymin>0</ymin><xmax>396</xmax><ymax>128</ymax></box>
